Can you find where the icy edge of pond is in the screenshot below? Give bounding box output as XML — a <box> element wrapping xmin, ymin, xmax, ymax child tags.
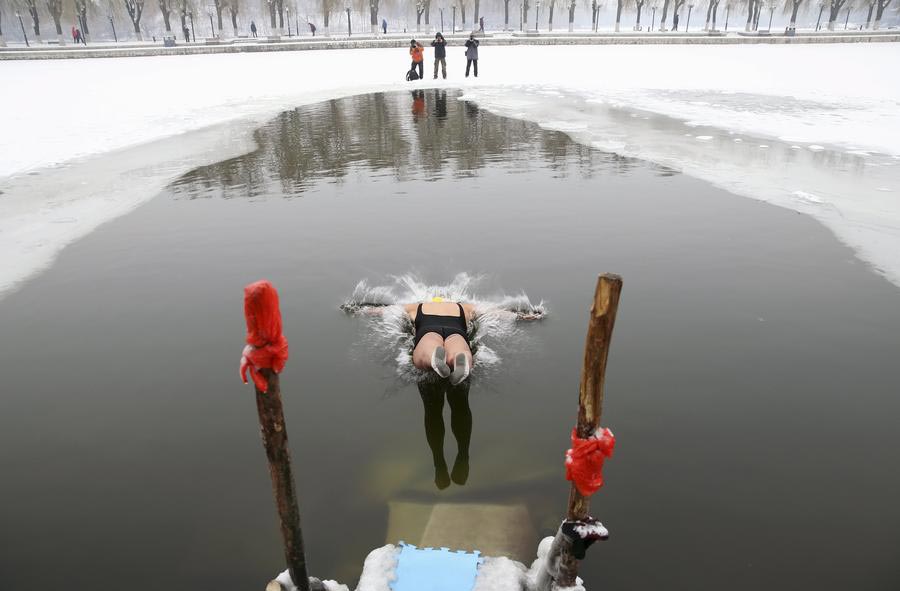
<box><xmin>458</xmin><ymin>86</ymin><xmax>900</xmax><ymax>289</ymax></box>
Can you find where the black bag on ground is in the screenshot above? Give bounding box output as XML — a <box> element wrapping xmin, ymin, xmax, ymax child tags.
<box><xmin>406</xmin><ymin>68</ymin><xmax>420</xmax><ymax>81</ymax></box>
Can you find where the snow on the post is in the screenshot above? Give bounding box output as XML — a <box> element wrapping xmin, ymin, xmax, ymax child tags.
<box><xmin>2</xmin><ymin>43</ymin><xmax>899</xmax><ymax>297</ymax></box>
<box><xmin>572</xmin><ymin>522</ymin><xmax>609</xmax><ymax>540</ymax></box>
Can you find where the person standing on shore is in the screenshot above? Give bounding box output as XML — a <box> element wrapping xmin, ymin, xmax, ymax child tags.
<box><xmin>479</xmin><ymin>16</ymin><xmax>484</xmax><ymax>32</ymax></box>
<box><xmin>673</xmin><ymin>12</ymin><xmax>680</xmax><ymax>30</ymax></box>
<box><xmin>250</xmin><ymin>21</ymin><xmax>258</xmax><ymax>37</ymax></box>
<box><xmin>409</xmin><ymin>39</ymin><xmax>425</xmax><ymax>80</ymax></box>
<box><xmin>309</xmin><ymin>21</ymin><xmax>317</xmax><ymax>35</ymax></box>
<box><xmin>431</xmin><ymin>32</ymin><xmax>447</xmax><ymax>79</ymax></box>
<box><xmin>382</xmin><ymin>18</ymin><xmax>388</xmax><ymax>34</ymax></box>
<box><xmin>464</xmin><ymin>33</ymin><xmax>479</xmax><ymax>78</ymax></box>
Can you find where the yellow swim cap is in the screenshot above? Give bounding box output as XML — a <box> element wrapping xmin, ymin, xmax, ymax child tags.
<box><xmin>431</xmin><ymin>296</ymin><xmax>444</xmax><ymax>303</ymax></box>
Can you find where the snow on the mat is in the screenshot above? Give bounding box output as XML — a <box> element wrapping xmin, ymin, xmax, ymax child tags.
<box><xmin>355</xmin><ymin>544</ymin><xmax>399</xmax><ymax>591</ymax></box>
<box><xmin>1</xmin><ymin>43</ymin><xmax>900</xmax><ymax>296</ymax></box>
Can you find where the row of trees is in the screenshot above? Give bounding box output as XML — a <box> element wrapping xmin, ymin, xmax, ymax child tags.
<box><xmin>0</xmin><ymin>0</ymin><xmax>894</xmax><ymax>44</ymax></box>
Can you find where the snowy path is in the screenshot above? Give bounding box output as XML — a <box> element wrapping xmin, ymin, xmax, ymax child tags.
<box><xmin>1</xmin><ymin>43</ymin><xmax>899</xmax><ymax>293</ymax></box>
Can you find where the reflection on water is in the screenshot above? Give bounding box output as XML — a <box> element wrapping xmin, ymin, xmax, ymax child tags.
<box><xmin>419</xmin><ymin>380</ymin><xmax>472</xmax><ymax>491</ymax></box>
<box><xmin>170</xmin><ymin>90</ymin><xmax>660</xmax><ymax>200</ymax></box>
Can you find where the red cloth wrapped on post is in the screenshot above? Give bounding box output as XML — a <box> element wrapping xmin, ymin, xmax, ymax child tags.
<box><xmin>240</xmin><ymin>280</ymin><xmax>289</xmax><ymax>394</ymax></box>
<box><xmin>565</xmin><ymin>427</ymin><xmax>616</xmax><ymax>497</ymax></box>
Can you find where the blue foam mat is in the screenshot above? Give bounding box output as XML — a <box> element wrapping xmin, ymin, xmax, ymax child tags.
<box><xmin>390</xmin><ymin>542</ymin><xmax>483</xmax><ymax>591</ymax></box>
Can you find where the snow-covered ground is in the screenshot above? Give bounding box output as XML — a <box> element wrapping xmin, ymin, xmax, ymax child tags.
<box><xmin>1</xmin><ymin>43</ymin><xmax>899</xmax><ymax>294</ymax></box>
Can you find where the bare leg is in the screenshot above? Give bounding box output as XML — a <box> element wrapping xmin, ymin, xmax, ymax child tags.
<box><xmin>444</xmin><ymin>334</ymin><xmax>473</xmax><ymax>385</ymax></box>
<box><xmin>418</xmin><ymin>381</ymin><xmax>450</xmax><ymax>489</ymax></box>
<box><xmin>447</xmin><ymin>381</ymin><xmax>471</xmax><ymax>485</ymax></box>
<box><xmin>412</xmin><ymin>332</ymin><xmax>447</xmax><ymax>373</ymax></box>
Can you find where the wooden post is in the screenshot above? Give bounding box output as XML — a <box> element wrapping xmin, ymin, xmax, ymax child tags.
<box><xmin>254</xmin><ymin>368</ymin><xmax>313</xmax><ymax>591</ymax></box>
<box><xmin>557</xmin><ymin>273</ymin><xmax>623</xmax><ymax>588</ymax></box>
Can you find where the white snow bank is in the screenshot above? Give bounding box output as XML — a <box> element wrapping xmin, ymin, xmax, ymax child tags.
<box><xmin>2</xmin><ymin>43</ymin><xmax>899</xmax><ymax>296</ymax></box>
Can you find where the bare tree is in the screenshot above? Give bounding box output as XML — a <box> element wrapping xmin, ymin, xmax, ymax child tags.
<box><xmin>321</xmin><ymin>0</ymin><xmax>332</xmax><ymax>32</ymax></box>
<box><xmin>634</xmin><ymin>0</ymin><xmax>645</xmax><ymax>27</ymax></box>
<box><xmin>74</xmin><ymin>0</ymin><xmax>91</xmax><ymax>38</ymax></box>
<box><xmin>179</xmin><ymin>0</ymin><xmax>190</xmax><ymax>39</ymax></box>
<box><xmin>614</xmin><ymin>0</ymin><xmax>623</xmax><ymax>29</ymax></box>
<box><xmin>566</xmin><ymin>0</ymin><xmax>575</xmax><ymax>29</ymax></box>
<box><xmin>124</xmin><ymin>0</ymin><xmax>144</xmax><ymax>38</ymax></box>
<box><xmin>704</xmin><ymin>0</ymin><xmax>721</xmax><ymax>28</ymax></box>
<box><xmin>473</xmin><ymin>0</ymin><xmax>479</xmax><ymax>26</ymax></box>
<box><xmin>503</xmin><ymin>0</ymin><xmax>511</xmax><ymax>27</ymax></box>
<box><xmin>159</xmin><ymin>0</ymin><xmax>173</xmax><ymax>31</ymax></box>
<box><xmin>458</xmin><ymin>0</ymin><xmax>466</xmax><ymax>28</ymax></box>
<box><xmin>826</xmin><ymin>0</ymin><xmax>847</xmax><ymax>29</ymax></box>
<box><xmin>871</xmin><ymin>0</ymin><xmax>892</xmax><ymax>27</ymax></box>
<box><xmin>548</xmin><ymin>0</ymin><xmax>555</xmax><ymax>28</ymax></box>
<box><xmin>275</xmin><ymin>0</ymin><xmax>283</xmax><ymax>33</ymax></box>
<box><xmin>46</xmin><ymin>0</ymin><xmax>64</xmax><ymax>40</ymax></box>
<box><xmin>212</xmin><ymin>0</ymin><xmax>223</xmax><ymax>31</ymax></box>
<box><xmin>415</xmin><ymin>0</ymin><xmax>425</xmax><ymax>29</ymax></box>
<box><xmin>228</xmin><ymin>0</ymin><xmax>238</xmax><ymax>35</ymax></box>
<box><xmin>368</xmin><ymin>0</ymin><xmax>377</xmax><ymax>33</ymax></box>
<box><xmin>785</xmin><ymin>0</ymin><xmax>803</xmax><ymax>28</ymax></box>
<box><xmin>744</xmin><ymin>0</ymin><xmax>755</xmax><ymax>29</ymax></box>
<box><xmin>658</xmin><ymin>0</ymin><xmax>670</xmax><ymax>28</ymax></box>
<box><xmin>25</xmin><ymin>0</ymin><xmax>42</xmax><ymax>39</ymax></box>
<box><xmin>671</xmin><ymin>0</ymin><xmax>684</xmax><ymax>25</ymax></box>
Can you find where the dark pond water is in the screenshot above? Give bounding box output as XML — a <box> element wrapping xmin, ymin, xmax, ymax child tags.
<box><xmin>1</xmin><ymin>90</ymin><xmax>899</xmax><ymax>591</ymax></box>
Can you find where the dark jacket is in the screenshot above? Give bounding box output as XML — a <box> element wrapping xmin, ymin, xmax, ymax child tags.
<box><xmin>464</xmin><ymin>38</ymin><xmax>479</xmax><ymax>60</ymax></box>
<box><xmin>431</xmin><ymin>38</ymin><xmax>447</xmax><ymax>59</ymax></box>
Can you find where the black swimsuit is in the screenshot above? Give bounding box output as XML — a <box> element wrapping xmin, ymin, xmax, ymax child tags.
<box><xmin>413</xmin><ymin>303</ymin><xmax>469</xmax><ymax>347</ymax></box>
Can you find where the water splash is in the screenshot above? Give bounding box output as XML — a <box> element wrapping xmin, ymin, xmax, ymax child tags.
<box><xmin>342</xmin><ymin>273</ymin><xmax>546</xmax><ymax>383</ymax></box>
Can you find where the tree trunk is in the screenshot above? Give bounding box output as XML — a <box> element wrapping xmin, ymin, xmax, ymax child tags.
<box><xmin>568</xmin><ymin>0</ymin><xmax>575</xmax><ymax>30</ymax></box>
<box><xmin>460</xmin><ymin>2</ymin><xmax>466</xmax><ymax>28</ymax></box>
<box><xmin>231</xmin><ymin>6</ymin><xmax>238</xmax><ymax>35</ymax></box>
<box><xmin>789</xmin><ymin>0</ymin><xmax>800</xmax><ymax>26</ymax></box>
<box><xmin>864</xmin><ymin>0</ymin><xmax>874</xmax><ymax>27</ymax></box>
<box><xmin>873</xmin><ymin>0</ymin><xmax>888</xmax><ymax>29</ymax></box>
<box><xmin>827</xmin><ymin>0</ymin><xmax>842</xmax><ymax>29</ymax></box>
<box><xmin>753</xmin><ymin>1</ymin><xmax>760</xmax><ymax>29</ymax></box>
<box><xmin>711</xmin><ymin>1</ymin><xmax>718</xmax><ymax>28</ymax></box>
<box><xmin>369</xmin><ymin>0</ymin><xmax>378</xmax><ymax>33</ymax></box>
<box><xmin>635</xmin><ymin>1</ymin><xmax>643</xmax><ymax>27</ymax></box>
<box><xmin>27</xmin><ymin>0</ymin><xmax>42</xmax><ymax>38</ymax></box>
<box><xmin>125</xmin><ymin>0</ymin><xmax>144</xmax><ymax>39</ymax></box>
<box><xmin>47</xmin><ymin>0</ymin><xmax>64</xmax><ymax>41</ymax></box>
<box><xmin>504</xmin><ymin>0</ymin><xmax>510</xmax><ymax>26</ymax></box>
<box><xmin>614</xmin><ymin>0</ymin><xmax>622</xmax><ymax>30</ymax></box>
<box><xmin>474</xmin><ymin>0</ymin><xmax>480</xmax><ymax>26</ymax></box>
<box><xmin>417</xmin><ymin>9</ymin><xmax>423</xmax><ymax>30</ymax></box>
<box><xmin>324</xmin><ymin>10</ymin><xmax>330</xmax><ymax>29</ymax></box>
<box><xmin>161</xmin><ymin>3</ymin><xmax>172</xmax><ymax>31</ymax></box>
<box><xmin>215</xmin><ymin>0</ymin><xmax>223</xmax><ymax>31</ymax></box>
<box><xmin>276</xmin><ymin>0</ymin><xmax>284</xmax><ymax>33</ymax></box>
<box><xmin>659</xmin><ymin>0</ymin><xmax>669</xmax><ymax>29</ymax></box>
<box><xmin>744</xmin><ymin>0</ymin><xmax>754</xmax><ymax>30</ymax></box>
<box><xmin>703</xmin><ymin>0</ymin><xmax>712</xmax><ymax>29</ymax></box>
<box><xmin>269</xmin><ymin>1</ymin><xmax>276</xmax><ymax>29</ymax></box>
<box><xmin>425</xmin><ymin>0</ymin><xmax>431</xmax><ymax>24</ymax></box>
<box><xmin>548</xmin><ymin>0</ymin><xmax>555</xmax><ymax>29</ymax></box>
<box><xmin>75</xmin><ymin>0</ymin><xmax>91</xmax><ymax>37</ymax></box>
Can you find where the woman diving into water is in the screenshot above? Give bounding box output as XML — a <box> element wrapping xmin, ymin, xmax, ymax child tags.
<box><xmin>405</xmin><ymin>298</ymin><xmax>477</xmax><ymax>385</ymax></box>
<box><xmin>342</xmin><ymin>275</ymin><xmax>545</xmax><ymax>383</ymax></box>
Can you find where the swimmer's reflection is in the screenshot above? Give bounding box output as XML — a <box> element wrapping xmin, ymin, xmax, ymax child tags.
<box><xmin>412</xmin><ymin>90</ymin><xmax>426</xmax><ymax>121</ymax></box>
<box><xmin>418</xmin><ymin>379</ymin><xmax>472</xmax><ymax>490</ymax></box>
